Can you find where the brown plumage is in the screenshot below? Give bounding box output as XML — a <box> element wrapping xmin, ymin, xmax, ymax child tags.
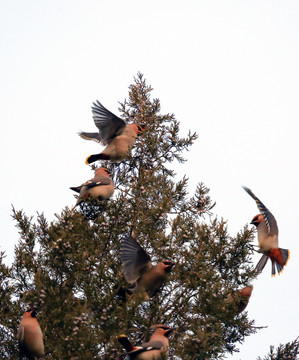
<box><xmin>226</xmin><ymin>286</ymin><xmax>253</xmax><ymax>314</ymax></box>
<box><xmin>243</xmin><ymin>186</ymin><xmax>290</xmax><ymax>276</ymax></box>
<box><xmin>118</xmin><ymin>324</ymin><xmax>173</xmax><ymax>359</ymax></box>
<box><xmin>79</xmin><ymin>100</ymin><xmax>143</xmax><ymax>164</ymax></box>
<box><xmin>70</xmin><ymin>167</ymin><xmax>114</xmax><ymax>208</ymax></box>
<box><xmin>120</xmin><ymin>234</ymin><xmax>175</xmax><ymax>300</ymax></box>
<box><xmin>18</xmin><ymin>309</ymin><xmax>44</xmax><ymax>359</ymax></box>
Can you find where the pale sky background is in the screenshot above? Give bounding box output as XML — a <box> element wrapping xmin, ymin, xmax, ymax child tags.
<box><xmin>1</xmin><ymin>1</ymin><xmax>298</xmax><ymax>359</ymax></box>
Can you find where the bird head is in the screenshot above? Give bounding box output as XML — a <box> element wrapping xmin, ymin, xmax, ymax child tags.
<box><xmin>25</xmin><ymin>308</ymin><xmax>37</xmax><ymax>318</ymax></box>
<box><xmin>162</xmin><ymin>261</ymin><xmax>175</xmax><ymax>273</ymax></box>
<box><xmin>127</xmin><ymin>123</ymin><xmax>143</xmax><ymax>136</ymax></box>
<box><xmin>95</xmin><ymin>167</ymin><xmax>111</xmax><ymax>177</ymax></box>
<box><xmin>250</xmin><ymin>214</ymin><xmax>263</xmax><ymax>227</ymax></box>
<box><xmin>150</xmin><ymin>324</ymin><xmax>173</xmax><ymax>337</ymax></box>
<box><xmin>239</xmin><ymin>285</ymin><xmax>253</xmax><ymax>298</ymax></box>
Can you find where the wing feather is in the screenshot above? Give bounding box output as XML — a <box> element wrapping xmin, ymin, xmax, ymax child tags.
<box><xmin>120</xmin><ymin>234</ymin><xmax>152</xmax><ymax>284</ymax></box>
<box><xmin>243</xmin><ymin>186</ymin><xmax>278</xmax><ymax>235</ymax></box>
<box><xmin>91</xmin><ymin>101</ymin><xmax>126</xmax><ymax>145</ymax></box>
<box><xmin>82</xmin><ymin>175</ymin><xmax>112</xmax><ymax>189</ymax></box>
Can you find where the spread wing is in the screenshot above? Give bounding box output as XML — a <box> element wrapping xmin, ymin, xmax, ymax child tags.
<box><xmin>91</xmin><ymin>100</ymin><xmax>126</xmax><ymax>145</ymax></box>
<box><xmin>243</xmin><ymin>186</ymin><xmax>278</xmax><ymax>235</ymax></box>
<box><xmin>120</xmin><ymin>234</ymin><xmax>152</xmax><ymax>284</ymax></box>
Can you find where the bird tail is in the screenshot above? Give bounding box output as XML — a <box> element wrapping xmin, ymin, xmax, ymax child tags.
<box><xmin>255</xmin><ymin>254</ymin><xmax>269</xmax><ymax>274</ymax></box>
<box><xmin>118</xmin><ymin>335</ymin><xmax>136</xmax><ymax>352</ymax></box>
<box><xmin>269</xmin><ymin>248</ymin><xmax>290</xmax><ymax>277</ymax></box>
<box><xmin>79</xmin><ymin>132</ymin><xmax>101</xmax><ymax>142</ymax></box>
<box><xmin>85</xmin><ymin>153</ymin><xmax>110</xmax><ymax>164</ymax></box>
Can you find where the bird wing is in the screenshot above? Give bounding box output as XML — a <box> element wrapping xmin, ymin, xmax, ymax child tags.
<box><xmin>140</xmin><ymin>340</ymin><xmax>165</xmax><ymax>350</ymax></box>
<box><xmin>91</xmin><ymin>100</ymin><xmax>126</xmax><ymax>145</ymax></box>
<box><xmin>18</xmin><ymin>326</ymin><xmax>25</xmax><ymax>347</ymax></box>
<box><xmin>243</xmin><ymin>186</ymin><xmax>278</xmax><ymax>235</ymax></box>
<box><xmin>82</xmin><ymin>175</ymin><xmax>112</xmax><ymax>189</ymax></box>
<box><xmin>126</xmin><ymin>342</ymin><xmax>164</xmax><ymax>356</ymax></box>
<box><xmin>79</xmin><ymin>132</ymin><xmax>102</xmax><ymax>143</ymax></box>
<box><xmin>120</xmin><ymin>234</ymin><xmax>152</xmax><ymax>284</ymax></box>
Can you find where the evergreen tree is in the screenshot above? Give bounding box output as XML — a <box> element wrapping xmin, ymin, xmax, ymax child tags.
<box><xmin>1</xmin><ymin>73</ymin><xmax>292</xmax><ymax>359</ymax></box>
<box><xmin>257</xmin><ymin>337</ymin><xmax>299</xmax><ymax>360</ymax></box>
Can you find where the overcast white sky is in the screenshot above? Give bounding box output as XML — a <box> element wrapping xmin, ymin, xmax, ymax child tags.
<box><xmin>1</xmin><ymin>1</ymin><xmax>298</xmax><ymax>359</ymax></box>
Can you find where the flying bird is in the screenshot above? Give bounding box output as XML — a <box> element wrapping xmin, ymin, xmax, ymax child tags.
<box><xmin>243</xmin><ymin>186</ymin><xmax>290</xmax><ymax>276</ymax></box>
<box><xmin>79</xmin><ymin>100</ymin><xmax>143</xmax><ymax>164</ymax></box>
<box><xmin>18</xmin><ymin>308</ymin><xmax>45</xmax><ymax>359</ymax></box>
<box><xmin>70</xmin><ymin>167</ymin><xmax>114</xmax><ymax>208</ymax></box>
<box><xmin>118</xmin><ymin>324</ymin><xmax>173</xmax><ymax>360</ymax></box>
<box><xmin>120</xmin><ymin>234</ymin><xmax>175</xmax><ymax>299</ymax></box>
<box><xmin>226</xmin><ymin>286</ymin><xmax>253</xmax><ymax>314</ymax></box>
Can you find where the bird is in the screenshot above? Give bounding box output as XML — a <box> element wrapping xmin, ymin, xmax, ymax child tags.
<box><xmin>243</xmin><ymin>186</ymin><xmax>290</xmax><ymax>276</ymax></box>
<box><xmin>119</xmin><ymin>234</ymin><xmax>175</xmax><ymax>300</ymax></box>
<box><xmin>70</xmin><ymin>167</ymin><xmax>114</xmax><ymax>208</ymax></box>
<box><xmin>18</xmin><ymin>308</ymin><xmax>45</xmax><ymax>359</ymax></box>
<box><xmin>225</xmin><ymin>286</ymin><xmax>253</xmax><ymax>314</ymax></box>
<box><xmin>79</xmin><ymin>100</ymin><xmax>143</xmax><ymax>164</ymax></box>
<box><xmin>118</xmin><ymin>324</ymin><xmax>173</xmax><ymax>360</ymax></box>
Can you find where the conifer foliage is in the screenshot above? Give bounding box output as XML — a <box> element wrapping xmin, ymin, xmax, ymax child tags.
<box><xmin>1</xmin><ymin>73</ymin><xmax>292</xmax><ymax>359</ymax></box>
<box><xmin>257</xmin><ymin>337</ymin><xmax>299</xmax><ymax>360</ymax></box>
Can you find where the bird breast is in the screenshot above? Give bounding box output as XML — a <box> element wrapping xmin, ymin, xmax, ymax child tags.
<box><xmin>257</xmin><ymin>221</ymin><xmax>279</xmax><ymax>251</ymax></box>
<box><xmin>135</xmin><ymin>348</ymin><xmax>168</xmax><ymax>360</ymax></box>
<box><xmin>138</xmin><ymin>265</ymin><xmax>168</xmax><ymax>295</ymax></box>
<box><xmin>21</xmin><ymin>320</ymin><xmax>44</xmax><ymax>356</ymax></box>
<box><xmin>82</xmin><ymin>184</ymin><xmax>114</xmax><ymax>200</ymax></box>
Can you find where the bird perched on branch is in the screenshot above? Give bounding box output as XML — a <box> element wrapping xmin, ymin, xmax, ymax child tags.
<box><xmin>226</xmin><ymin>286</ymin><xmax>253</xmax><ymax>314</ymax></box>
<box><xmin>119</xmin><ymin>234</ymin><xmax>175</xmax><ymax>300</ymax></box>
<box><xmin>79</xmin><ymin>100</ymin><xmax>143</xmax><ymax>164</ymax></box>
<box><xmin>243</xmin><ymin>186</ymin><xmax>290</xmax><ymax>276</ymax></box>
<box><xmin>118</xmin><ymin>324</ymin><xmax>173</xmax><ymax>360</ymax></box>
<box><xmin>18</xmin><ymin>308</ymin><xmax>45</xmax><ymax>359</ymax></box>
<box><xmin>70</xmin><ymin>167</ymin><xmax>114</xmax><ymax>209</ymax></box>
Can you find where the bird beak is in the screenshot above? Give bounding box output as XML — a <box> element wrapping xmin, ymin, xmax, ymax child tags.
<box><xmin>250</xmin><ymin>220</ymin><xmax>259</xmax><ymax>227</ymax></box>
<box><xmin>164</xmin><ymin>328</ymin><xmax>174</xmax><ymax>337</ymax></box>
<box><xmin>164</xmin><ymin>261</ymin><xmax>175</xmax><ymax>273</ymax></box>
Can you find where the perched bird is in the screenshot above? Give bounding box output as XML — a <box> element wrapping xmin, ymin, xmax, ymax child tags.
<box><xmin>226</xmin><ymin>286</ymin><xmax>253</xmax><ymax>314</ymax></box>
<box><xmin>120</xmin><ymin>234</ymin><xmax>175</xmax><ymax>299</ymax></box>
<box><xmin>18</xmin><ymin>308</ymin><xmax>45</xmax><ymax>359</ymax></box>
<box><xmin>118</xmin><ymin>324</ymin><xmax>173</xmax><ymax>360</ymax></box>
<box><xmin>70</xmin><ymin>167</ymin><xmax>114</xmax><ymax>208</ymax></box>
<box><xmin>243</xmin><ymin>186</ymin><xmax>290</xmax><ymax>276</ymax></box>
<box><xmin>80</xmin><ymin>100</ymin><xmax>143</xmax><ymax>164</ymax></box>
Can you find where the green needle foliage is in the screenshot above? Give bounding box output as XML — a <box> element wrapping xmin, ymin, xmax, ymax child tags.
<box><xmin>1</xmin><ymin>73</ymin><xmax>288</xmax><ymax>359</ymax></box>
<box><xmin>257</xmin><ymin>337</ymin><xmax>299</xmax><ymax>360</ymax></box>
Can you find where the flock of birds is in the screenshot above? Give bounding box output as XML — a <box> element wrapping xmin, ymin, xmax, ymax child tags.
<box><xmin>17</xmin><ymin>101</ymin><xmax>290</xmax><ymax>359</ymax></box>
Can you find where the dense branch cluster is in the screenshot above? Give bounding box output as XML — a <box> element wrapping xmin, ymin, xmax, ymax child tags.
<box><xmin>0</xmin><ymin>74</ymin><xmax>297</xmax><ymax>359</ymax></box>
